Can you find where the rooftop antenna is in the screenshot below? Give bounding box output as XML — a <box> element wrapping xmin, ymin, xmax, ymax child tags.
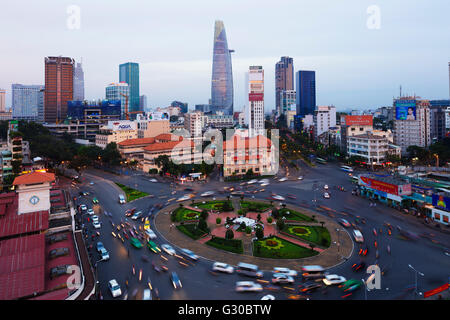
<box><xmin>399</xmin><ymin>85</ymin><xmax>402</xmax><ymax>98</ymax></box>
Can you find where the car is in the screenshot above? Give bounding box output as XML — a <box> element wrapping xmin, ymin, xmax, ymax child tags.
<box><xmin>144</xmin><ymin>218</ymin><xmax>150</xmax><ymax>230</ymax></box>
<box><xmin>358</xmin><ymin>246</ymin><xmax>368</xmax><ymax>256</ymax></box>
<box><xmin>131</xmin><ymin>211</ymin><xmax>142</xmax><ymax>220</ymax></box>
<box><xmin>50</xmin><ymin>265</ymin><xmax>71</xmax><ymax>279</ymax></box>
<box><xmin>278</xmin><ymin>177</ymin><xmax>288</xmax><ymax>182</ymax></box>
<box><xmin>351</xmin><ymin>261</ymin><xmax>366</xmax><ymax>272</ymax></box>
<box><xmin>92</xmin><ymin>197</ymin><xmax>99</xmax><ymax>204</ymax></box>
<box><xmin>171</xmin><ymin>272</ymin><xmax>182</xmax><ymax>289</ymax></box>
<box><xmin>352</xmin><ymin>229</ymin><xmax>364</xmax><ymax>243</ymax></box>
<box><xmin>200</xmin><ymin>191</ymin><xmax>215</xmax><ymax>197</ymax></box>
<box><xmin>96</xmin><ymin>242</ymin><xmax>105</xmax><ymax>252</ymax></box>
<box><xmin>236</xmin><ymin>262</ymin><xmax>263</xmax><ymax>278</ymax></box>
<box><xmin>161</xmin><ymin>244</ymin><xmax>176</xmax><ymax>255</ymax></box>
<box><xmin>297</xmin><ymin>176</ymin><xmax>304</xmax><ymax>180</ymax></box>
<box><xmin>301</xmin><ymin>265</ymin><xmax>326</xmax><ymax>280</ymax></box>
<box><xmin>235</xmin><ymin>281</ymin><xmax>263</xmax><ymax>292</ymax></box>
<box><xmin>145</xmin><ymin>228</ymin><xmax>157</xmax><ymax>239</ymax></box>
<box><xmin>147</xmin><ymin>240</ymin><xmax>161</xmax><ymax>253</ymax></box>
<box><xmin>48</xmin><ymin>247</ymin><xmax>69</xmax><ymax>259</ymax></box>
<box><xmin>259</xmin><ymin>179</ymin><xmax>269</xmax><ymax>184</ymax></box>
<box><xmin>287</xmin><ymin>194</ymin><xmax>297</xmax><ymax>199</ymax></box>
<box><xmin>260</xmin><ymin>182</ymin><xmax>270</xmax><ymax>187</ymax></box>
<box><xmin>261</xmin><ymin>295</ymin><xmax>275</xmax><ymax>300</ymax></box>
<box><xmin>130</xmin><ymin>237</ymin><xmax>143</xmax><ymax>249</ymax></box>
<box><xmin>341</xmin><ymin>279</ymin><xmax>362</xmax><ymax>292</ymax></box>
<box><xmin>87</xmin><ymin>208</ymin><xmax>94</xmax><ymax>215</ymax></box>
<box><xmin>176</xmin><ymin>195</ymin><xmax>192</xmax><ymax>202</ymax></box>
<box><xmin>212</xmin><ymin>262</ymin><xmax>234</xmax><ymax>274</ymax></box>
<box><xmin>100</xmin><ymin>248</ymin><xmax>110</xmax><ymax>260</ymax></box>
<box><xmin>273</xmin><ymin>267</ymin><xmax>298</xmax><ymax>277</ymax></box>
<box><xmin>272</xmin><ymin>273</ymin><xmax>294</xmax><ymax>284</ymax></box>
<box><xmin>92</xmin><ymin>215</ymin><xmax>99</xmax><ymax>223</ymax></box>
<box><xmin>339</xmin><ymin>218</ymin><xmax>351</xmax><ymax>228</ymax></box>
<box><xmin>247</xmin><ymin>179</ymin><xmax>258</xmax><ymax>185</ymax></box>
<box><xmin>180</xmin><ymin>248</ymin><xmax>199</xmax><ymax>261</ymax></box>
<box><xmin>299</xmin><ymin>281</ymin><xmax>322</xmax><ymax>293</ymax></box>
<box><xmin>323</xmin><ymin>192</ymin><xmax>330</xmax><ymax>199</ymax></box>
<box><xmin>92</xmin><ymin>221</ymin><xmax>101</xmax><ymax>229</ymax></box>
<box><xmin>118</xmin><ymin>194</ymin><xmax>126</xmax><ymax>204</ymax></box>
<box><xmin>324</xmin><ymin>184</ymin><xmax>329</xmax><ymax>190</ymax></box>
<box><xmin>143</xmin><ymin>289</ymin><xmax>152</xmax><ymax>300</ymax></box>
<box><xmin>47</xmin><ymin>233</ymin><xmax>68</xmax><ymax>244</ymax></box>
<box><xmin>79</xmin><ymin>204</ymin><xmax>87</xmax><ymax>211</ymax></box>
<box><xmin>149</xmin><ymin>178</ymin><xmax>158</xmax><ymax>183</ymax></box>
<box><xmin>108</xmin><ymin>279</ymin><xmax>122</xmax><ymax>297</ymax></box>
<box><xmin>272</xmin><ymin>195</ymin><xmax>285</xmax><ymax>201</ymax></box>
<box><xmin>323</xmin><ymin>274</ymin><xmax>346</xmax><ymax>286</ymax></box>
<box><xmin>90</xmin><ymin>182</ymin><xmax>94</xmax><ymax>185</ymax></box>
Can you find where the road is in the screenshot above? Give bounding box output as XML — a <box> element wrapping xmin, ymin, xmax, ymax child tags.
<box><xmin>67</xmin><ymin>163</ymin><xmax>450</xmax><ymax>300</ymax></box>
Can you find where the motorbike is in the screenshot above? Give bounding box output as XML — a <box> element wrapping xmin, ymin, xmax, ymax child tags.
<box><xmin>387</xmin><ymin>245</ymin><xmax>391</xmax><ymax>254</ymax></box>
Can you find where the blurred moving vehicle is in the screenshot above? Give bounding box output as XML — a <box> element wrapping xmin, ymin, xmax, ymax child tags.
<box><xmin>323</xmin><ymin>274</ymin><xmax>346</xmax><ymax>286</ymax></box>
<box><xmin>339</xmin><ymin>218</ymin><xmax>351</xmax><ymax>228</ymax></box>
<box><xmin>212</xmin><ymin>262</ymin><xmax>234</xmax><ymax>274</ymax></box>
<box><xmin>272</xmin><ymin>273</ymin><xmax>294</xmax><ymax>284</ymax></box>
<box><xmin>180</xmin><ymin>248</ymin><xmax>199</xmax><ymax>261</ymax></box>
<box><xmin>273</xmin><ymin>267</ymin><xmax>297</xmax><ymax>277</ymax></box>
<box><xmin>171</xmin><ymin>272</ymin><xmax>182</xmax><ymax>289</ymax></box>
<box><xmin>118</xmin><ymin>194</ymin><xmax>126</xmax><ymax>204</ymax></box>
<box><xmin>236</xmin><ymin>262</ymin><xmax>263</xmax><ymax>278</ymax></box>
<box><xmin>108</xmin><ymin>279</ymin><xmax>122</xmax><ymax>297</ymax></box>
<box><xmin>352</xmin><ymin>229</ymin><xmax>364</xmax><ymax>243</ymax></box>
<box><xmin>235</xmin><ymin>281</ymin><xmax>263</xmax><ymax>292</ymax></box>
<box><xmin>161</xmin><ymin>244</ymin><xmax>176</xmax><ymax>255</ymax></box>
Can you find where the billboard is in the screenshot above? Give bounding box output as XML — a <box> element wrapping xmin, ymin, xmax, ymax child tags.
<box><xmin>395</xmin><ymin>100</ymin><xmax>416</xmax><ymax>120</ymax></box>
<box><xmin>342</xmin><ymin>115</ymin><xmax>373</xmax><ymax>126</ymax></box>
<box><xmin>110</xmin><ymin>121</ymin><xmax>137</xmax><ymax>131</ymax></box>
<box><xmin>249</xmin><ymin>93</ymin><xmax>264</xmax><ymax>101</ymax></box>
<box><xmin>148</xmin><ymin>112</ymin><xmax>169</xmax><ymax>121</ymax></box>
<box><xmin>432</xmin><ymin>194</ymin><xmax>450</xmax><ymax>211</ymax></box>
<box><xmin>360</xmin><ymin>176</ymin><xmax>400</xmax><ymax>196</ymax></box>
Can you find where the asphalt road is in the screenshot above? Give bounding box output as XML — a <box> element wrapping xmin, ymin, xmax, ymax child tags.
<box><xmin>67</xmin><ymin>163</ymin><xmax>450</xmax><ymax>300</ymax></box>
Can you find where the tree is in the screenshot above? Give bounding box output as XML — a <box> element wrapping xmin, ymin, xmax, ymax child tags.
<box><xmin>276</xmin><ymin>218</ymin><xmax>285</xmax><ymax>231</ymax></box>
<box><xmin>216</xmin><ymin>217</ymin><xmax>221</xmax><ymax>225</ymax></box>
<box><xmin>267</xmin><ymin>217</ymin><xmax>273</xmax><ymax>224</ymax></box>
<box><xmin>197</xmin><ymin>218</ymin><xmax>209</xmax><ymax>233</ymax></box>
<box><xmin>272</xmin><ymin>208</ymin><xmax>280</xmax><ymax>219</ymax></box>
<box><xmin>200</xmin><ymin>209</ymin><xmax>208</xmax><ymax>220</ymax></box>
<box><xmin>225</xmin><ymin>229</ymin><xmax>234</xmax><ymax>240</ymax></box>
<box><xmin>257</xmin><ymin>213</ymin><xmax>261</xmax><ymax>222</ymax></box>
<box><xmin>309</xmin><ymin>243</ymin><xmax>316</xmax><ymax>252</ymax></box>
<box><xmin>245</xmin><ymin>226</ymin><xmax>252</xmax><ymax>235</ymax></box>
<box><xmin>255</xmin><ymin>225</ymin><xmax>264</xmax><ymax>240</ymax></box>
<box><xmin>244</xmin><ymin>169</ymin><xmax>254</xmax><ymax>179</ymax></box>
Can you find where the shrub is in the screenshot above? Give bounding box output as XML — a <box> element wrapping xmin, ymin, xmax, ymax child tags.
<box><xmin>200</xmin><ymin>209</ymin><xmax>208</xmax><ymax>220</ymax></box>
<box><xmin>272</xmin><ymin>208</ymin><xmax>280</xmax><ymax>219</ymax></box>
<box><xmin>245</xmin><ymin>226</ymin><xmax>252</xmax><ymax>234</ymax></box>
<box><xmin>267</xmin><ymin>217</ymin><xmax>273</xmax><ymax>224</ymax></box>
<box><xmin>276</xmin><ymin>218</ymin><xmax>285</xmax><ymax>231</ymax></box>
<box><xmin>197</xmin><ymin>218</ymin><xmax>209</xmax><ymax>233</ymax></box>
<box><xmin>266</xmin><ymin>239</ymin><xmax>278</xmax><ymax>247</ymax></box>
<box><xmin>225</xmin><ymin>229</ymin><xmax>234</xmax><ymax>240</ymax></box>
<box><xmin>255</xmin><ymin>226</ymin><xmax>264</xmax><ymax>240</ymax></box>
<box><xmin>216</xmin><ymin>217</ymin><xmax>221</xmax><ymax>224</ymax></box>
<box><xmin>257</xmin><ymin>213</ymin><xmax>261</xmax><ymax>222</ymax></box>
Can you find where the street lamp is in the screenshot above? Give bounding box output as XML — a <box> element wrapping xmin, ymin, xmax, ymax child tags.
<box><xmin>361</xmin><ymin>278</ymin><xmax>368</xmax><ymax>300</ymax></box>
<box><xmin>408</xmin><ymin>264</ymin><xmax>424</xmax><ymax>298</ymax></box>
<box><xmin>95</xmin><ymin>258</ymin><xmax>105</xmax><ymax>298</ymax></box>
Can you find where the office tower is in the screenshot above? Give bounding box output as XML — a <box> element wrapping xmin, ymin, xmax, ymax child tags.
<box><xmin>296</xmin><ymin>70</ymin><xmax>316</xmax><ymax>116</ymax></box>
<box><xmin>0</xmin><ymin>89</ymin><xmax>5</xmax><ymax>112</ymax></box>
<box><xmin>314</xmin><ymin>106</ymin><xmax>336</xmax><ymax>138</ymax></box>
<box><xmin>211</xmin><ymin>20</ymin><xmax>234</xmax><ymax>115</ymax></box>
<box><xmin>171</xmin><ymin>101</ymin><xmax>188</xmax><ymax>114</ymax></box>
<box><xmin>247</xmin><ymin>66</ymin><xmax>265</xmax><ymax>137</ymax></box>
<box><xmin>140</xmin><ymin>95</ymin><xmax>147</xmax><ymax>111</ymax></box>
<box><xmin>11</xmin><ymin>84</ymin><xmax>45</xmax><ymax>121</ymax></box>
<box><xmin>279</xmin><ymin>90</ymin><xmax>296</xmax><ymax>116</ymax></box>
<box><xmin>106</xmin><ymin>82</ymin><xmax>129</xmax><ymax>118</ymax></box>
<box><xmin>275</xmin><ymin>57</ymin><xmax>294</xmax><ymax>114</ymax></box>
<box><xmin>393</xmin><ymin>97</ymin><xmax>431</xmax><ymax>155</ymax></box>
<box><xmin>73</xmin><ymin>61</ymin><xmax>85</xmax><ymax>101</ymax></box>
<box><xmin>119</xmin><ymin>62</ymin><xmax>140</xmax><ymax>113</ymax></box>
<box><xmin>44</xmin><ymin>56</ymin><xmax>74</xmax><ymax>123</ymax></box>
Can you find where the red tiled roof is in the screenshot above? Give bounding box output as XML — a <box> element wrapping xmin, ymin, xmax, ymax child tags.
<box><xmin>154</xmin><ymin>133</ymin><xmax>176</xmax><ymax>141</ymax></box>
<box><xmin>13</xmin><ymin>172</ymin><xmax>55</xmax><ymax>186</ymax></box>
<box><xmin>143</xmin><ymin>139</ymin><xmax>194</xmax><ymax>152</ymax></box>
<box><xmin>223</xmin><ymin>135</ymin><xmax>272</xmax><ymax>151</ymax></box>
<box><xmin>118</xmin><ymin>137</ymin><xmax>155</xmax><ymax>147</ymax></box>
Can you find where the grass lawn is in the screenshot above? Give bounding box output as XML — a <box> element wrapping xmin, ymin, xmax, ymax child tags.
<box><xmin>115</xmin><ymin>183</ymin><xmax>148</xmax><ymax>202</ymax></box>
<box><xmin>253</xmin><ymin>236</ymin><xmax>318</xmax><ymax>259</ymax></box>
<box><xmin>176</xmin><ymin>224</ymin><xmax>208</xmax><ymax>240</ymax></box>
<box><xmin>172</xmin><ymin>207</ymin><xmax>201</xmax><ymax>222</ymax></box>
<box><xmin>206</xmin><ymin>237</ymin><xmax>243</xmax><ymax>254</ymax></box>
<box><xmin>283</xmin><ymin>225</ymin><xmax>331</xmax><ymax>248</ymax></box>
<box><xmin>193</xmin><ymin>200</ymin><xmax>234</xmax><ymax>211</ymax></box>
<box><xmin>278</xmin><ymin>208</ymin><xmax>316</xmax><ymax>222</ymax></box>
<box><xmin>240</xmin><ymin>201</ymin><xmax>272</xmax><ymax>212</ymax></box>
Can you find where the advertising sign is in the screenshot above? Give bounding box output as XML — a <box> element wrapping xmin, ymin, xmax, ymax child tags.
<box><xmin>9</xmin><ymin>120</ymin><xmax>18</xmax><ymax>132</ymax></box>
<box><xmin>395</xmin><ymin>100</ymin><xmax>416</xmax><ymax>120</ymax></box>
<box><xmin>360</xmin><ymin>176</ymin><xmax>398</xmax><ymax>195</ymax></box>
<box><xmin>249</xmin><ymin>93</ymin><xmax>264</xmax><ymax>102</ymax></box>
<box><xmin>342</xmin><ymin>115</ymin><xmax>373</xmax><ymax>126</ymax></box>
<box><xmin>149</xmin><ymin>112</ymin><xmax>169</xmax><ymax>120</ymax></box>
<box><xmin>432</xmin><ymin>194</ymin><xmax>450</xmax><ymax>211</ymax></box>
<box><xmin>110</xmin><ymin>121</ymin><xmax>136</xmax><ymax>131</ymax></box>
<box><xmin>398</xmin><ymin>183</ymin><xmax>412</xmax><ymax>196</ymax></box>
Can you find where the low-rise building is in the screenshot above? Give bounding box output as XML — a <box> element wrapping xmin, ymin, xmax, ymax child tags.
<box><xmin>95</xmin><ymin>120</ymin><xmax>138</xmax><ymax>149</ymax></box>
<box><xmin>347</xmin><ymin>133</ymin><xmax>389</xmax><ymax>165</ymax></box>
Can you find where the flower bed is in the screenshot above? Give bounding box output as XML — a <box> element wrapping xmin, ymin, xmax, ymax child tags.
<box><xmin>278</xmin><ymin>208</ymin><xmax>315</xmax><ymax>222</ymax></box>
<box><xmin>172</xmin><ymin>207</ymin><xmax>200</xmax><ymax>222</ymax></box>
<box><xmin>193</xmin><ymin>200</ymin><xmax>234</xmax><ymax>212</ymax></box>
<box><xmin>283</xmin><ymin>225</ymin><xmax>331</xmax><ymax>248</ymax></box>
<box><xmin>253</xmin><ymin>236</ymin><xmax>318</xmax><ymax>259</ymax></box>
<box><xmin>240</xmin><ymin>201</ymin><xmax>272</xmax><ymax>213</ymax></box>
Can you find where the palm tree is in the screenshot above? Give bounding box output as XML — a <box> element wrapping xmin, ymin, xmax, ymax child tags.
<box><xmin>320</xmin><ymin>221</ymin><xmax>325</xmax><ymax>228</ymax></box>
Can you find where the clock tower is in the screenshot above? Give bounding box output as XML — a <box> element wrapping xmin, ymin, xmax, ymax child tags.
<box><xmin>13</xmin><ymin>172</ymin><xmax>55</xmax><ymax>215</ymax></box>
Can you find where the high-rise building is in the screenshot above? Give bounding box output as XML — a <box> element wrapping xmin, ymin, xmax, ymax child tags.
<box><xmin>296</xmin><ymin>70</ymin><xmax>316</xmax><ymax>116</ymax></box>
<box><xmin>171</xmin><ymin>101</ymin><xmax>188</xmax><ymax>114</ymax></box>
<box><xmin>11</xmin><ymin>84</ymin><xmax>45</xmax><ymax>121</ymax></box>
<box><xmin>44</xmin><ymin>56</ymin><xmax>74</xmax><ymax>123</ymax></box>
<box><xmin>275</xmin><ymin>57</ymin><xmax>294</xmax><ymax>114</ymax></box>
<box><xmin>119</xmin><ymin>62</ymin><xmax>140</xmax><ymax>113</ymax></box>
<box><xmin>393</xmin><ymin>97</ymin><xmax>431</xmax><ymax>155</ymax></box>
<box><xmin>279</xmin><ymin>90</ymin><xmax>296</xmax><ymax>116</ymax></box>
<box><xmin>247</xmin><ymin>66</ymin><xmax>265</xmax><ymax>137</ymax></box>
<box><xmin>0</xmin><ymin>89</ymin><xmax>5</xmax><ymax>112</ymax></box>
<box><xmin>211</xmin><ymin>20</ymin><xmax>234</xmax><ymax>115</ymax></box>
<box><xmin>314</xmin><ymin>105</ymin><xmax>336</xmax><ymax>138</ymax></box>
<box><xmin>73</xmin><ymin>61</ymin><xmax>85</xmax><ymax>101</ymax></box>
<box><xmin>429</xmin><ymin>100</ymin><xmax>450</xmax><ymax>132</ymax></box>
<box><xmin>106</xmin><ymin>82</ymin><xmax>129</xmax><ymax>118</ymax></box>
<box><xmin>140</xmin><ymin>95</ymin><xmax>147</xmax><ymax>111</ymax></box>
<box><xmin>184</xmin><ymin>111</ymin><xmax>204</xmax><ymax>137</ymax></box>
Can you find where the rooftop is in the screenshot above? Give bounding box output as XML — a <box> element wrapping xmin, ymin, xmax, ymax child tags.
<box><xmin>13</xmin><ymin>172</ymin><xmax>55</xmax><ymax>186</ymax></box>
<box><xmin>223</xmin><ymin>135</ymin><xmax>272</xmax><ymax>151</ymax></box>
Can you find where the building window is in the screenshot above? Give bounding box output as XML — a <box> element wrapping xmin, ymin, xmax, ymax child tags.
<box><xmin>434</xmin><ymin>212</ymin><xmax>440</xmax><ymax>220</ymax></box>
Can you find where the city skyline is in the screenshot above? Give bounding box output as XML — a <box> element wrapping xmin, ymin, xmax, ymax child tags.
<box><xmin>1</xmin><ymin>1</ymin><xmax>450</xmax><ymax>113</ymax></box>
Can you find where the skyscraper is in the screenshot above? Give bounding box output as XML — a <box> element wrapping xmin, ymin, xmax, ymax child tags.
<box><xmin>119</xmin><ymin>62</ymin><xmax>140</xmax><ymax>113</ymax></box>
<box><xmin>44</xmin><ymin>56</ymin><xmax>74</xmax><ymax>123</ymax></box>
<box><xmin>11</xmin><ymin>84</ymin><xmax>44</xmax><ymax>121</ymax></box>
<box><xmin>275</xmin><ymin>57</ymin><xmax>294</xmax><ymax>114</ymax></box>
<box><xmin>247</xmin><ymin>66</ymin><xmax>265</xmax><ymax>137</ymax></box>
<box><xmin>106</xmin><ymin>82</ymin><xmax>129</xmax><ymax>118</ymax></box>
<box><xmin>211</xmin><ymin>20</ymin><xmax>234</xmax><ymax>115</ymax></box>
<box><xmin>140</xmin><ymin>95</ymin><xmax>147</xmax><ymax>111</ymax></box>
<box><xmin>0</xmin><ymin>89</ymin><xmax>5</xmax><ymax>112</ymax></box>
<box><xmin>296</xmin><ymin>71</ymin><xmax>316</xmax><ymax>117</ymax></box>
<box><xmin>73</xmin><ymin>61</ymin><xmax>85</xmax><ymax>101</ymax></box>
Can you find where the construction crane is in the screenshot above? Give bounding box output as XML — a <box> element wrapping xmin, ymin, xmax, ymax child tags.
<box><xmin>119</xmin><ymin>92</ymin><xmax>143</xmax><ymax>120</ymax></box>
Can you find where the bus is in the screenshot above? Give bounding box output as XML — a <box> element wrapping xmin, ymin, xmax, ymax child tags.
<box><xmin>316</xmin><ymin>157</ymin><xmax>327</xmax><ymax>164</ymax></box>
<box><xmin>340</xmin><ymin>165</ymin><xmax>354</xmax><ymax>173</ymax></box>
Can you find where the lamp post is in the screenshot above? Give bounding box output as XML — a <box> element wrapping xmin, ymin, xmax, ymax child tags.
<box><xmin>361</xmin><ymin>278</ymin><xmax>368</xmax><ymax>300</ymax></box>
<box><xmin>408</xmin><ymin>264</ymin><xmax>424</xmax><ymax>298</ymax></box>
<box><xmin>95</xmin><ymin>258</ymin><xmax>104</xmax><ymax>299</ymax></box>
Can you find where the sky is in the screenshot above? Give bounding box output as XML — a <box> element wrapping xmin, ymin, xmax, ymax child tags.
<box><xmin>1</xmin><ymin>0</ymin><xmax>450</xmax><ymax>113</ymax></box>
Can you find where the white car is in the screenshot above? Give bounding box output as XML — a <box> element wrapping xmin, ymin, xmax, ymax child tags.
<box><xmin>108</xmin><ymin>279</ymin><xmax>122</xmax><ymax>298</ymax></box>
<box><xmin>145</xmin><ymin>229</ymin><xmax>157</xmax><ymax>239</ymax></box>
<box><xmin>323</xmin><ymin>192</ymin><xmax>330</xmax><ymax>199</ymax></box>
<box><xmin>272</xmin><ymin>273</ymin><xmax>294</xmax><ymax>284</ymax></box>
<box><xmin>324</xmin><ymin>184</ymin><xmax>329</xmax><ymax>190</ymax></box>
<box><xmin>92</xmin><ymin>215</ymin><xmax>99</xmax><ymax>223</ymax></box>
<box><xmin>176</xmin><ymin>195</ymin><xmax>192</xmax><ymax>202</ymax></box>
<box><xmin>143</xmin><ymin>289</ymin><xmax>152</xmax><ymax>300</ymax></box>
<box><xmin>118</xmin><ymin>194</ymin><xmax>126</xmax><ymax>204</ymax></box>
<box><xmin>180</xmin><ymin>248</ymin><xmax>199</xmax><ymax>261</ymax></box>
<box><xmin>297</xmin><ymin>176</ymin><xmax>304</xmax><ymax>180</ymax></box>
<box><xmin>235</xmin><ymin>281</ymin><xmax>263</xmax><ymax>292</ymax></box>
<box><xmin>149</xmin><ymin>178</ymin><xmax>158</xmax><ymax>183</ymax></box>
<box><xmin>87</xmin><ymin>208</ymin><xmax>94</xmax><ymax>215</ymax></box>
<box><xmin>273</xmin><ymin>267</ymin><xmax>298</xmax><ymax>277</ymax></box>
<box><xmin>131</xmin><ymin>211</ymin><xmax>142</xmax><ymax>220</ymax></box>
<box><xmin>273</xmin><ymin>195</ymin><xmax>285</xmax><ymax>201</ymax></box>
<box><xmin>201</xmin><ymin>191</ymin><xmax>215</xmax><ymax>197</ymax></box>
<box><xmin>261</xmin><ymin>294</ymin><xmax>275</xmax><ymax>300</ymax></box>
<box><xmin>161</xmin><ymin>244</ymin><xmax>176</xmax><ymax>256</ymax></box>
<box><xmin>278</xmin><ymin>177</ymin><xmax>288</xmax><ymax>182</ymax></box>
<box><xmin>352</xmin><ymin>229</ymin><xmax>364</xmax><ymax>243</ymax></box>
<box><xmin>100</xmin><ymin>248</ymin><xmax>110</xmax><ymax>260</ymax></box>
<box><xmin>323</xmin><ymin>274</ymin><xmax>346</xmax><ymax>286</ymax></box>
<box><xmin>259</xmin><ymin>179</ymin><xmax>269</xmax><ymax>184</ymax></box>
<box><xmin>93</xmin><ymin>221</ymin><xmax>101</xmax><ymax>229</ymax></box>
<box><xmin>80</xmin><ymin>204</ymin><xmax>87</xmax><ymax>211</ymax></box>
<box><xmin>212</xmin><ymin>262</ymin><xmax>234</xmax><ymax>274</ymax></box>
<box><xmin>260</xmin><ymin>182</ymin><xmax>270</xmax><ymax>187</ymax></box>
<box><xmin>247</xmin><ymin>179</ymin><xmax>258</xmax><ymax>185</ymax></box>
